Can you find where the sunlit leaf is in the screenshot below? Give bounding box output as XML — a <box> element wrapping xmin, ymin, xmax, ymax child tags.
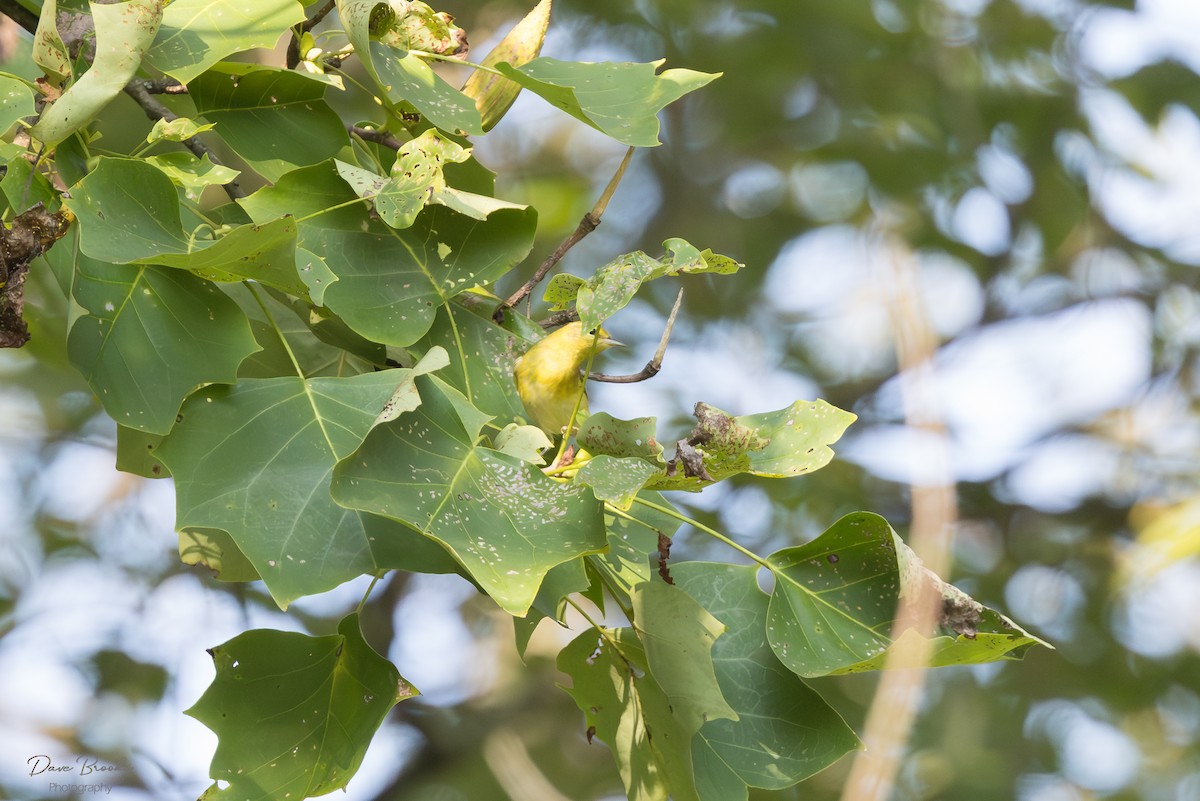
<box><xmin>632</xmin><ymin>579</ymin><xmax>738</xmax><ymax>734</ymax></box>
<box><xmin>338</xmin><ymin>0</ymin><xmax>483</xmax><ymax>135</ymax></box>
<box><xmin>766</xmin><ymin>512</ymin><xmax>1049</xmax><ymax>677</ymax></box>
<box><xmin>187</xmin><ymin>614</ymin><xmax>415</xmax><ymax>800</ymax></box>
<box><xmin>461</xmin><ymin>0</ymin><xmax>551</xmax><ymax>131</ymax></box>
<box><xmin>30</xmin><ymin>0</ymin><xmax>163</xmax><ymax>146</ymax></box>
<box><xmin>144</xmin><ymin>0</ymin><xmax>305</xmax><ymax>85</ymax></box>
<box><xmin>495</xmin><ymin>58</ymin><xmax>720</xmax><ymax>147</ymax></box>
<box><xmin>544</xmin><ymin>238</ymin><xmax>741</xmax><ymax>330</ymax></box>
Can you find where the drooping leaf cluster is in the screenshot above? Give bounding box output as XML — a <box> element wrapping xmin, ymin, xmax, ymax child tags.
<box><xmin>1</xmin><ymin>2</ymin><xmax>1048</xmax><ymax>800</ymax></box>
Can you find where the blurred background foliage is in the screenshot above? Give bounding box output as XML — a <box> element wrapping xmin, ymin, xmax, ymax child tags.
<box><xmin>3</xmin><ymin>0</ymin><xmax>1200</xmax><ymax>799</ymax></box>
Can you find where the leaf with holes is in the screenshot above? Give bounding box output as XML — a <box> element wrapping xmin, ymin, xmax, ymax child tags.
<box><xmin>155</xmin><ymin>350</ymin><xmax>449</xmax><ymax>607</ymax></box>
<box><xmin>338</xmin><ymin>0</ymin><xmax>482</xmax><ymax>135</ymax></box>
<box><xmin>241</xmin><ymin>161</ymin><xmax>536</xmax><ymax>347</ymax></box>
<box><xmin>190</xmin><ymin>64</ymin><xmax>349</xmax><ymax>181</ymax></box>
<box><xmin>144</xmin><ymin>0</ymin><xmax>305</xmax><ymax>84</ymax></box>
<box><xmin>495</xmin><ymin>58</ymin><xmax>720</xmax><ymax>147</ymax></box>
<box><xmin>30</xmin><ymin>0</ymin><xmax>163</xmax><ymax>146</ymax></box>
<box><xmin>331</xmin><ymin>373</ymin><xmax>607</xmax><ymax>616</ymax></box>
<box><xmin>766</xmin><ymin>512</ymin><xmax>1049</xmax><ymax>677</ymax></box>
<box><xmin>544</xmin><ymin>238</ymin><xmax>741</xmax><ymax>331</ymax></box>
<box><xmin>187</xmin><ymin>614</ymin><xmax>415</xmax><ymax>800</ymax></box>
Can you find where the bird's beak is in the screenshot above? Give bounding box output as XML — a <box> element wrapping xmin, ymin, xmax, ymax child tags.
<box><xmin>599</xmin><ymin>336</ymin><xmax>623</xmax><ymax>348</ymax></box>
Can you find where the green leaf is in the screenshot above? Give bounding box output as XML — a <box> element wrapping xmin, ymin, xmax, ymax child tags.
<box><xmin>66</xmin><ymin>255</ymin><xmax>261</xmax><ymax>434</ymax></box>
<box><xmin>30</xmin><ymin>0</ymin><xmax>164</xmax><ymax>146</ymax></box>
<box><xmin>1</xmin><ymin>157</ymin><xmax>58</xmax><ymax>212</ymax></box>
<box><xmin>0</xmin><ymin>73</ymin><xmax>34</xmax><ymax>137</ymax></box>
<box><xmin>766</xmin><ymin>513</ymin><xmax>1050</xmax><ymax>677</ymax></box>
<box><xmin>144</xmin><ymin>0</ymin><xmax>306</xmax><ymax>85</ymax></box>
<box><xmin>335</xmin><ymin>133</ymin><xmax>527</xmax><ymax>229</ymax></box>
<box><xmin>66</xmin><ymin>157</ymin><xmax>304</xmax><ymax>296</ymax></box>
<box><xmin>190</xmin><ymin>64</ymin><xmax>349</xmax><ymax>181</ymax></box>
<box><xmin>146</xmin><ymin>116</ymin><xmax>218</xmax><ymax>143</ymax></box>
<box><xmin>115</xmin><ymin>425</ymin><xmax>168</xmax><ymax>478</ymax></box>
<box><xmin>155</xmin><ymin>350</ymin><xmax>449</xmax><ymax>607</ymax></box>
<box><xmin>337</xmin><ymin>0</ymin><xmax>483</xmax><ymax>135</ymax></box>
<box><xmin>493</xmin><ymin>423</ymin><xmax>552</xmax><ymax>464</ymax></box>
<box><xmin>145</xmin><ymin>151</ymin><xmax>240</xmax><ymax>192</ymax></box>
<box><xmin>673</xmin><ymin>562</ymin><xmax>860</xmax><ymax>794</ymax></box>
<box><xmin>241</xmin><ymin>161</ymin><xmax>536</xmax><ymax>347</ymax></box>
<box><xmin>417</xmin><ymin>300</ymin><xmax>532</xmax><ymax>422</ymax></box>
<box><xmin>331</xmin><ymin>373</ymin><xmax>607</xmax><ymax>616</ymax></box>
<box><xmin>187</xmin><ymin>614</ymin><xmax>415</xmax><ymax>800</ymax></box>
<box><xmin>558</xmin><ymin>630</ymin><xmax>673</xmax><ymax>801</ymax></box>
<box><xmin>588</xmin><ymin>491</ymin><xmax>681</xmax><ymax>606</ymax></box>
<box><xmin>576</xmin><ymin>454</ymin><xmax>660</xmax><ymax>510</ymax></box>
<box><xmin>495</xmin><ymin>58</ymin><xmax>720</xmax><ymax>147</ymax></box>
<box><xmin>579</xmin><ymin>400</ymin><xmax>856</xmax><ymax>494</ymax></box>
<box><xmin>545</xmin><ymin>238</ymin><xmax>742</xmax><ymax>331</ymax></box>
<box><xmin>632</xmin><ymin>579</ymin><xmax>738</xmax><ymax>734</ymax></box>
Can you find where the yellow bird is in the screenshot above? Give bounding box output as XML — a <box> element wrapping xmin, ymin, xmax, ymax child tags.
<box><xmin>514</xmin><ymin>321</ymin><xmax>622</xmax><ymax>435</ymax></box>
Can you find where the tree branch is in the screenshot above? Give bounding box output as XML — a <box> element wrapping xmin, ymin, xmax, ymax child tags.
<box><xmin>349</xmin><ymin>125</ymin><xmax>403</xmax><ymax>151</ymax></box>
<box><xmin>494</xmin><ymin>146</ymin><xmax>635</xmax><ymax>322</ymax></box>
<box><xmin>0</xmin><ymin>1</ymin><xmax>39</xmax><ymax>36</ymax></box>
<box><xmin>123</xmin><ymin>81</ymin><xmax>244</xmax><ymax>201</ymax></box>
<box><xmin>589</xmin><ymin>288</ymin><xmax>682</xmax><ymax>384</ymax></box>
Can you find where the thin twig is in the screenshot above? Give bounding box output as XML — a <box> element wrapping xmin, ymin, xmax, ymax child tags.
<box><xmin>287</xmin><ymin>0</ymin><xmax>338</xmax><ymax>69</ymax></box>
<box><xmin>138</xmin><ymin>78</ymin><xmax>187</xmax><ymax>95</ymax></box>
<box><xmin>837</xmin><ymin>233</ymin><xmax>958</xmax><ymax>801</ymax></box>
<box><xmin>349</xmin><ymin>125</ymin><xmax>403</xmax><ymax>151</ymax></box>
<box><xmin>123</xmin><ymin>81</ymin><xmax>244</xmax><ymax>201</ymax></box>
<box><xmin>0</xmin><ymin>1</ymin><xmax>39</xmax><ymax>36</ymax></box>
<box><xmin>494</xmin><ymin>146</ymin><xmax>635</xmax><ymax>322</ymax></box>
<box><xmin>590</xmin><ymin>288</ymin><xmax>683</xmax><ymax>384</ymax></box>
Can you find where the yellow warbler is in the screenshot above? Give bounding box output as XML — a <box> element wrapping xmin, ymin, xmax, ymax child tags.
<box><xmin>514</xmin><ymin>321</ymin><xmax>621</xmax><ymax>435</ymax></box>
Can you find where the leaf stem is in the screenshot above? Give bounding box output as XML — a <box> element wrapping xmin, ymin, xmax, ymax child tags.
<box><xmin>631</xmin><ymin>495</ymin><xmax>772</xmax><ymax>569</ymax></box>
<box><xmin>247</xmin><ymin>284</ymin><xmax>306</xmax><ymax>380</ymax></box>
<box><xmin>357</xmin><ymin>572</ymin><xmax>385</xmax><ymax>614</ymax></box>
<box><xmin>564</xmin><ymin>596</ymin><xmax>633</xmax><ymax>665</ymax></box>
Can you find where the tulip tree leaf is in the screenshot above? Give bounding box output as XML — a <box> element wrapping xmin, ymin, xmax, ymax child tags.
<box><xmin>673</xmin><ymin>562</ymin><xmax>860</xmax><ymax>794</ymax></box>
<box><xmin>190</xmin><ymin>64</ymin><xmax>349</xmax><ymax>181</ymax></box>
<box><xmin>65</xmin><ymin>158</ymin><xmax>304</xmax><ymax>295</ymax></box>
<box><xmin>632</xmin><ymin>579</ymin><xmax>738</xmax><ymax>735</ymax></box>
<box><xmin>331</xmin><ymin>373</ymin><xmax>607</xmax><ymax>616</ymax></box>
<box><xmin>338</xmin><ymin>0</ymin><xmax>483</xmax><ymax>135</ymax></box>
<box><xmin>144</xmin><ymin>0</ymin><xmax>306</xmax><ymax>85</ymax></box>
<box><xmin>187</xmin><ymin>614</ymin><xmax>415</xmax><ymax>800</ymax></box>
<box><xmin>179</xmin><ymin>527</ymin><xmax>260</xmax><ymax>583</ymax></box>
<box><xmin>766</xmin><ymin>512</ymin><xmax>1050</xmax><ymax>678</ymax></box>
<box><xmin>577</xmin><ymin>400</ymin><xmax>855</xmax><ymax>495</ymax></box>
<box><xmin>495</xmin><ymin>58</ymin><xmax>721</xmax><ymax>147</ymax></box>
<box><xmin>155</xmin><ymin>350</ymin><xmax>449</xmax><ymax>607</ymax></box>
<box><xmin>545</xmin><ymin>238</ymin><xmax>742</xmax><ymax>331</ymax></box>
<box><xmin>66</xmin><ymin>253</ymin><xmax>260</xmax><ymax>434</ymax></box>
<box><xmin>0</xmin><ymin>73</ymin><xmax>34</xmax><ymax>137</ymax></box>
<box><xmin>334</xmin><ymin>133</ymin><xmax>526</xmax><ymax>230</ymax></box>
<box><xmin>461</xmin><ymin>0</ymin><xmax>551</xmax><ymax>131</ymax></box>
<box><xmin>30</xmin><ymin>0</ymin><xmax>164</xmax><ymax>146</ymax></box>
<box><xmin>577</xmin><ymin>455</ymin><xmax>660</xmax><ymax>510</ymax></box>
<box><xmin>241</xmin><ymin>161</ymin><xmax>536</xmax><ymax>347</ymax></box>
<box><xmin>32</xmin><ymin>0</ymin><xmax>71</xmax><ymax>85</ymax></box>
<box><xmin>417</xmin><ymin>300</ymin><xmax>532</xmax><ymax>423</ymax></box>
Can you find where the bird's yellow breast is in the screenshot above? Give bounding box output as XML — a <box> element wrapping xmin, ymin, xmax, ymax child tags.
<box><xmin>513</xmin><ymin>321</ymin><xmax>617</xmax><ymax>435</ymax></box>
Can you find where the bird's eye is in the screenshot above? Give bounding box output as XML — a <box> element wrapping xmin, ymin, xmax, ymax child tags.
<box><xmin>588</xmin><ymin>328</ymin><xmax>597</xmax><ymax>335</ymax></box>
